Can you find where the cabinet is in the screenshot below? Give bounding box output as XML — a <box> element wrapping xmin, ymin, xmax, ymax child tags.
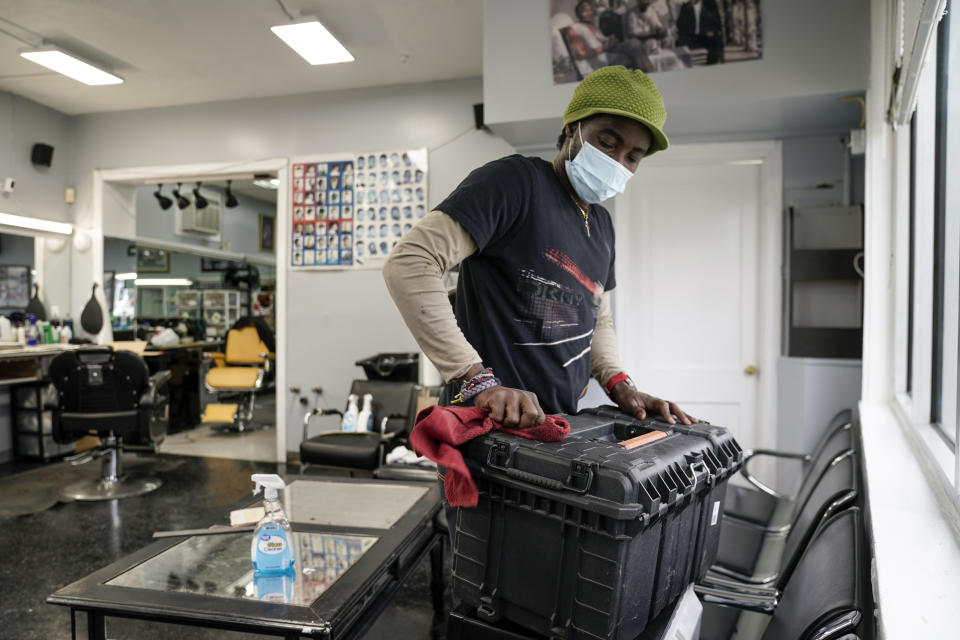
<box><xmin>12</xmin><ymin>381</ymin><xmax>73</xmax><ymax>460</ymax></box>
<box><xmin>786</xmin><ymin>205</ymin><xmax>864</xmax><ymax>358</ymax></box>
<box><xmin>175</xmin><ymin>290</ymin><xmax>202</xmax><ymax>319</ymax></box>
<box><xmin>202</xmin><ymin>290</ymin><xmax>240</xmax><ymax>337</ymax></box>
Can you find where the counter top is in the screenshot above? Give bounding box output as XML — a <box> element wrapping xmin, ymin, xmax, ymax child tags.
<box><xmin>0</xmin><ymin>343</ymin><xmax>79</xmax><ymax>360</ymax></box>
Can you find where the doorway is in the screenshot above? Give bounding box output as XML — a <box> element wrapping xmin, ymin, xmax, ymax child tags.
<box><xmin>96</xmin><ymin>159</ymin><xmax>289</xmax><ymax>463</ymax></box>
<box><xmin>614</xmin><ymin>141</ymin><xmax>781</xmax><ymax>450</ymax></box>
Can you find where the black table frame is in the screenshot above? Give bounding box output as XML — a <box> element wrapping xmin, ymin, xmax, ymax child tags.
<box><xmin>48</xmin><ymin>477</ymin><xmax>444</xmax><ymax>639</ymax></box>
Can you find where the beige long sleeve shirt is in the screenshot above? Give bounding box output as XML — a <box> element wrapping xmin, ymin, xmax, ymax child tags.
<box><xmin>382</xmin><ymin>210</ymin><xmax>626</xmax><ymax>387</ymax></box>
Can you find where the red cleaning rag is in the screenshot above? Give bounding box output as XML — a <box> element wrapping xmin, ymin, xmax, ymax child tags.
<box><xmin>409</xmin><ymin>405</ymin><xmax>570</xmax><ymax>508</ymax></box>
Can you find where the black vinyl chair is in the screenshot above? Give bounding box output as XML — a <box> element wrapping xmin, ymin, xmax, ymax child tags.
<box><xmin>723</xmin><ymin>409</ymin><xmax>853</xmax><ymax>531</ymax></box>
<box><xmin>48</xmin><ymin>346</ymin><xmax>171</xmax><ymax>501</ymax></box>
<box><xmin>710</xmin><ymin>447</ymin><xmax>860</xmax><ymax>588</ymax></box>
<box><xmin>698</xmin><ymin>507</ymin><xmax>870</xmax><ymax>640</ymax></box>
<box><xmin>299</xmin><ymin>379</ymin><xmax>423</xmax><ymax>473</ymax></box>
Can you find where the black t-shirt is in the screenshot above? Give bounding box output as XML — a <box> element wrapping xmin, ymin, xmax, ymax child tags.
<box><xmin>437</xmin><ymin>154</ymin><xmax>616</xmax><ymax>414</ymax></box>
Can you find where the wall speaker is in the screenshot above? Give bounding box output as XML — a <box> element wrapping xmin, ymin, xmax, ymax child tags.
<box><xmin>31</xmin><ymin>143</ymin><xmax>54</xmax><ymax>167</ymax></box>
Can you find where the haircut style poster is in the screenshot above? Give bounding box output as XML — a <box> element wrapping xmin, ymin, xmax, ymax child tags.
<box><xmin>290</xmin><ymin>149</ymin><xmax>427</xmax><ymax>269</ymax></box>
<box><xmin>550</xmin><ymin>0</ymin><xmax>762</xmax><ymax>84</ymax></box>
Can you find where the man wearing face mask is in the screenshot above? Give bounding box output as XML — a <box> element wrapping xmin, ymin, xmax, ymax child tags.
<box><xmin>383</xmin><ymin>65</ymin><xmax>694</xmax><ymax>429</ymax></box>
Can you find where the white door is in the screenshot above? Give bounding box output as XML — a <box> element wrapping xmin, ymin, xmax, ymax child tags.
<box><xmin>613</xmin><ymin>143</ymin><xmax>780</xmax><ymax>450</ymax></box>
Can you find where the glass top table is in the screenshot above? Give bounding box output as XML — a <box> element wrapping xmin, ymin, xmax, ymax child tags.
<box><xmin>48</xmin><ymin>477</ymin><xmax>442</xmax><ymax>640</ymax></box>
<box><xmin>106</xmin><ymin>531</ymin><xmax>379</xmax><ymax>606</ymax></box>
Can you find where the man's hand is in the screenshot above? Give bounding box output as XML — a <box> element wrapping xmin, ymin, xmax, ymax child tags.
<box><xmin>610</xmin><ymin>382</ymin><xmax>695</xmax><ymax>425</ymax></box>
<box><xmin>474</xmin><ymin>386</ymin><xmax>546</xmax><ymax>429</ymax></box>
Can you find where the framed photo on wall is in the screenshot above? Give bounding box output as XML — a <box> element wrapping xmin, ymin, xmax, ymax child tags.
<box><xmin>136</xmin><ymin>247</ymin><xmax>169</xmax><ymax>273</ymax></box>
<box><xmin>259</xmin><ymin>213</ymin><xmax>275</xmax><ymax>252</ymax></box>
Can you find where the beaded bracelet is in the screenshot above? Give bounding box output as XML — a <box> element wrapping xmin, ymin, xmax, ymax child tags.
<box><xmin>452</xmin><ymin>367</ymin><xmax>501</xmax><ymax>404</ymax></box>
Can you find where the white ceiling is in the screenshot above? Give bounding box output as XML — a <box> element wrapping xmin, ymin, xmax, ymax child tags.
<box><xmin>0</xmin><ymin>0</ymin><xmax>483</xmax><ymax>115</ymax></box>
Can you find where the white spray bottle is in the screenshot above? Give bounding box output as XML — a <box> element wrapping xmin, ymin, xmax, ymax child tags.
<box><xmin>341</xmin><ymin>393</ymin><xmax>359</xmax><ymax>432</ymax></box>
<box><xmin>250</xmin><ymin>474</ymin><xmax>295</xmax><ymax>575</ymax></box>
<box><xmin>357</xmin><ymin>393</ymin><xmax>375</xmax><ymax>432</ymax></box>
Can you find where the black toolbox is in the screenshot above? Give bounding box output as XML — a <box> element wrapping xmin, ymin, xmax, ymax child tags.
<box><xmin>451</xmin><ymin>406</ymin><xmax>744</xmax><ymax>640</ymax></box>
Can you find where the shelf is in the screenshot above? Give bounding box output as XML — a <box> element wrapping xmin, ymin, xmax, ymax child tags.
<box><xmin>790</xmin><ymin>249</ymin><xmax>862</xmax><ymax>281</ymax></box>
<box><xmin>789</xmin><ymin>327</ymin><xmax>863</xmax><ymax>359</ymax></box>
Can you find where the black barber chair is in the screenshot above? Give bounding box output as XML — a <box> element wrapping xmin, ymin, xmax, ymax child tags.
<box><xmin>48</xmin><ymin>346</ymin><xmax>171</xmax><ymax>501</ymax></box>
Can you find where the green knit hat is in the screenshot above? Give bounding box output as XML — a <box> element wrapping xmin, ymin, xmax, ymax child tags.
<box><xmin>562</xmin><ymin>65</ymin><xmax>669</xmax><ymax>156</ymax></box>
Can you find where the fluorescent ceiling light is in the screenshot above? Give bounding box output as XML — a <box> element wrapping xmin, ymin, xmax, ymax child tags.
<box><xmin>271</xmin><ymin>19</ymin><xmax>354</xmax><ymax>65</ymax></box>
<box><xmin>20</xmin><ymin>48</ymin><xmax>123</xmax><ymax>85</ymax></box>
<box><xmin>0</xmin><ymin>211</ymin><xmax>73</xmax><ymax>235</ymax></box>
<box><xmin>115</xmin><ymin>272</ymin><xmax>138</xmax><ymax>281</ymax></box>
<box><xmin>253</xmin><ymin>178</ymin><xmax>280</xmax><ymax>190</ymax></box>
<box><xmin>134</xmin><ymin>278</ymin><xmax>193</xmax><ymax>286</ymax></box>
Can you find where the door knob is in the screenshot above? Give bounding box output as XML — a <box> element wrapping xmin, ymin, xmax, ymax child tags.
<box><xmin>744</xmin><ymin>365</ymin><xmax>759</xmax><ymax>376</ymax></box>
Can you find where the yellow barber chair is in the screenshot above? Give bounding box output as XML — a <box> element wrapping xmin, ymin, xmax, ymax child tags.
<box><xmin>202</xmin><ymin>326</ymin><xmax>273</xmax><ymax>432</ymax></box>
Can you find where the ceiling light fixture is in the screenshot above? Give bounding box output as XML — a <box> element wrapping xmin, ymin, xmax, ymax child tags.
<box><xmin>172</xmin><ymin>183</ymin><xmax>190</xmax><ymax>210</ymax></box>
<box><xmin>253</xmin><ymin>175</ymin><xmax>280</xmax><ymax>190</ymax></box>
<box><xmin>115</xmin><ymin>272</ymin><xmax>137</xmax><ymax>281</ymax></box>
<box><xmin>193</xmin><ymin>182</ymin><xmax>209</xmax><ymax>210</ymax></box>
<box><xmin>0</xmin><ymin>211</ymin><xmax>73</xmax><ymax>235</ymax></box>
<box><xmin>153</xmin><ymin>184</ymin><xmax>173</xmax><ymax>210</ymax></box>
<box><xmin>271</xmin><ymin>18</ymin><xmax>354</xmax><ymax>65</ymax></box>
<box><xmin>225</xmin><ymin>180</ymin><xmax>239</xmax><ymax>208</ymax></box>
<box><xmin>134</xmin><ymin>278</ymin><xmax>193</xmax><ymax>287</ymax></box>
<box><xmin>19</xmin><ymin>47</ymin><xmax>123</xmax><ymax>85</ymax></box>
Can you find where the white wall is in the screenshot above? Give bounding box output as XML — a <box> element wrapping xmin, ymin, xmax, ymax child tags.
<box><xmin>483</xmin><ymin>0</ymin><xmax>871</xmax><ymax>146</ymax></box>
<box><xmin>134</xmin><ymin>185</ymin><xmax>275</xmax><ymax>257</ymax></box>
<box><xmin>65</xmin><ymin>77</ymin><xmax>515</xmax><ymax>454</ymax></box>
<box><xmin>0</xmin><ymin>91</ymin><xmax>72</xmax><ymax>224</ymax></box>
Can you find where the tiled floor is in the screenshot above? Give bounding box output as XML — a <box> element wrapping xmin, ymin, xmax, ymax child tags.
<box><xmin>0</xmin><ymin>454</ymin><xmax>444</xmax><ymax>639</ymax></box>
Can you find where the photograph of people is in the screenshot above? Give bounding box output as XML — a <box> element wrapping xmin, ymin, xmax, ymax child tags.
<box><xmin>305</xmin><ymin>206</ymin><xmax>315</xmax><ymax>220</ymax></box>
<box><xmin>304</xmin><ymin>235</ymin><xmax>315</xmax><ymax>249</ymax></box>
<box><xmin>550</xmin><ymin>0</ymin><xmax>761</xmax><ymax>84</ymax></box>
<box><xmin>357</xmin><ymin>156</ymin><xmax>365</xmax><ymax>170</ymax></box>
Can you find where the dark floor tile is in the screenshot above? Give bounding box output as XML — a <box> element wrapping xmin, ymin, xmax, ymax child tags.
<box><xmin>0</xmin><ymin>453</ymin><xmax>441</xmax><ymax>639</ymax></box>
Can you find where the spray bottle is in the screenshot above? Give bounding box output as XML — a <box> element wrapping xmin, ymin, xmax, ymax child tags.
<box><xmin>341</xmin><ymin>393</ymin><xmax>359</xmax><ymax>432</ymax></box>
<box><xmin>250</xmin><ymin>474</ymin><xmax>295</xmax><ymax>575</ymax></box>
<box><xmin>357</xmin><ymin>393</ymin><xmax>375</xmax><ymax>432</ymax></box>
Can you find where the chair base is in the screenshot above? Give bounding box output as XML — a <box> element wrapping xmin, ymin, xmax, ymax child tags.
<box><xmin>211</xmin><ymin>421</ymin><xmax>267</xmax><ymax>434</ymax></box>
<box><xmin>62</xmin><ymin>475</ymin><xmax>163</xmax><ymax>501</ymax></box>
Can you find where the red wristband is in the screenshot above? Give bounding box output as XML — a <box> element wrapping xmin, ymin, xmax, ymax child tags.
<box><xmin>605</xmin><ymin>373</ymin><xmax>630</xmax><ymax>395</ymax></box>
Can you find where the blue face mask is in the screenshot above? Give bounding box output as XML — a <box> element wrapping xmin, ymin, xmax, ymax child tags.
<box><xmin>565</xmin><ymin>123</ymin><xmax>635</xmax><ymax>203</ymax></box>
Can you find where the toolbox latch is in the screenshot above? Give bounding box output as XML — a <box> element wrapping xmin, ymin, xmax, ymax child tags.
<box><xmin>485</xmin><ymin>440</ymin><xmax>514</xmax><ymax>471</ymax></box>
<box><xmin>567</xmin><ymin>461</ymin><xmax>595</xmax><ymax>494</ymax></box>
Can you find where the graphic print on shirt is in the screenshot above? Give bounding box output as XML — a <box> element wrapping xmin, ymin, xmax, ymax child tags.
<box><xmin>513</xmin><ymin>248</ymin><xmax>605</xmax><ymax>368</ymax></box>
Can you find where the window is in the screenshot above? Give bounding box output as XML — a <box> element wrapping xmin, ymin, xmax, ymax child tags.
<box><xmin>899</xmin><ymin>4</ymin><xmax>959</xmax><ymax>486</ymax></box>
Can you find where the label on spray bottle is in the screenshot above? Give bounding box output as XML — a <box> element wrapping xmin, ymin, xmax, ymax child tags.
<box><xmin>254</xmin><ymin>522</ymin><xmax>293</xmax><ymax>574</ymax></box>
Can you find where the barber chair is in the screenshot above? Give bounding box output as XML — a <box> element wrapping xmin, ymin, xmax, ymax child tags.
<box><xmin>300</xmin><ymin>379</ymin><xmax>435</xmax><ymax>479</ymax></box>
<box><xmin>202</xmin><ymin>325</ymin><xmax>274</xmax><ymax>432</ymax></box>
<box><xmin>48</xmin><ymin>346</ymin><xmax>171</xmax><ymax>501</ymax></box>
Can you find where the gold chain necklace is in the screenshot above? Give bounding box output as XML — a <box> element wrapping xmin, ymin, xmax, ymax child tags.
<box><xmin>552</xmin><ymin>161</ymin><xmax>590</xmax><ymax>237</ymax></box>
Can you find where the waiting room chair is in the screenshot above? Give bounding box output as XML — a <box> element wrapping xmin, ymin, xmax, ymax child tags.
<box><xmin>48</xmin><ymin>346</ymin><xmax>171</xmax><ymax>501</ymax></box>
<box><xmin>723</xmin><ymin>408</ymin><xmax>853</xmax><ymax>532</ymax></box>
<box><xmin>698</xmin><ymin>507</ymin><xmax>871</xmax><ymax>640</ymax></box>
<box><xmin>707</xmin><ymin>446</ymin><xmax>860</xmax><ymax>592</ymax></box>
<box><xmin>299</xmin><ymin>379</ymin><xmax>435</xmax><ymax>479</ymax></box>
<box><xmin>202</xmin><ymin>325</ymin><xmax>274</xmax><ymax>432</ymax></box>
